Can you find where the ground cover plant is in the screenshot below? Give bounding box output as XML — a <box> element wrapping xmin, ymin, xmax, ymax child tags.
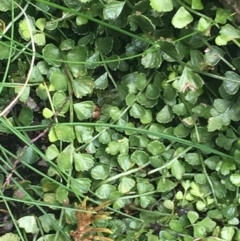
<box><xmin>1</xmin><ymin>0</ymin><xmax>240</xmax><ymax>240</ymax></box>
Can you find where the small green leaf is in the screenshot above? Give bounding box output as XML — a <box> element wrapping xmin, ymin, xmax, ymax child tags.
<box><xmin>171</xmin><ymin>7</ymin><xmax>193</xmax><ymax>29</ymax></box>
<box><xmin>222</xmin><ymin>205</ymin><xmax>238</xmax><ymax>219</ymax></box>
<box><xmin>148</xmin><ymin>124</ymin><xmax>165</xmax><ymax>139</ymax></box>
<box><xmin>194</xmin><ymin>174</ymin><xmax>207</xmax><ymax>184</ymax></box>
<box><xmin>18</xmin><ymin>106</ymin><xmax>33</xmax><ymax>126</ymax></box>
<box><xmin>98</xmin><ymin>131</ymin><xmax>111</xmax><ymax>144</ymax></box>
<box><xmin>0</xmin><ymin>0</ymin><xmax>20</xmax><ymax>11</ymax></box>
<box><xmin>150</xmin><ymin>0</ymin><xmax>173</xmax><ymax>12</ymax></box>
<box><xmin>215</xmin><ymin>35</ymin><xmax>228</xmax><ymax>46</ymax></box>
<box><xmin>159</xmin><ymin>40</ymin><xmax>181</xmax><ymax>62</ymax></box>
<box><xmin>71</xmin><ymin>178</ymin><xmax>91</xmax><ymax>194</ymax></box>
<box><xmin>33</xmin><ymin>33</ymin><xmax>46</xmax><ymax>46</ymax></box>
<box><xmin>18</xmin><ymin>216</ymin><xmax>39</xmax><ymax>233</ymax></box>
<box><xmin>146</xmin><ymin>233</ymin><xmax>160</xmax><ymax>241</ymax></box>
<box><xmin>37</xmin><ymin>234</ymin><xmax>66</xmax><ymax>241</ymax></box>
<box><xmin>103</xmin><ymin>1</ymin><xmax>125</xmax><ymax>20</ymax></box>
<box><xmin>131</xmin><ymin>150</ymin><xmax>149</xmax><ymax>166</ymax></box>
<box><xmin>54</xmin><ymin>125</ymin><xmax>75</xmax><ymax>142</ymax></box>
<box><xmin>187</xmin><ymin>211</ymin><xmax>199</xmax><ymax>224</ymax></box>
<box><xmin>169</xmin><ymin>220</ymin><xmax>183</xmax><ymax>232</ymax></box>
<box><xmin>197</xmin><ymin>217</ymin><xmax>216</xmax><ymax>232</ymax></box>
<box><xmin>19</xmin><ymin>147</ymin><xmax>38</xmax><ymax>164</ymax></box>
<box><xmin>43</xmin><ymin>44</ymin><xmax>61</xmax><ymax>67</ymax></box>
<box><xmin>91</xmin><ymin>165</ymin><xmax>110</xmax><ymax>180</ymax></box>
<box><xmin>197</xmin><ymin>17</ymin><xmax>211</xmax><ymax>34</ymax></box>
<box><xmin>95</xmin><ymin>184</ymin><xmax>116</xmax><ymax>199</ymax></box>
<box><xmin>136</xmin><ymin>73</ymin><xmax>147</xmax><ymax>90</ymax></box>
<box><xmin>106</xmin><ymin>141</ymin><xmax>120</xmax><ymax>155</ymax></box>
<box><xmin>156</xmin><ymin>105</ymin><xmax>174</xmax><ymax>123</ymax></box>
<box><xmin>190</xmin><ymin>50</ymin><xmax>204</xmax><ymax>70</ymax></box>
<box><xmin>196</xmin><ymin>200</ymin><xmax>207</xmax><ymax>210</ymax></box>
<box><xmin>118</xmin><ymin>177</ymin><xmax>135</xmax><ymax>193</ymax></box>
<box><xmin>110</xmin><ymin>106</ymin><xmax>121</xmax><ymax>120</ymax></box>
<box><xmin>74</xmin><ymin>101</ymin><xmax>95</xmax><ymax>120</ymax></box>
<box><xmin>35</xmin><ymin>18</ymin><xmax>46</xmax><ymax>31</ymax></box>
<box><xmin>145</xmin><ymin>84</ymin><xmax>160</xmax><ymax>99</ymax></box>
<box><xmin>193</xmin><ymin>225</ymin><xmax>206</xmax><ymax>238</ymax></box>
<box><xmin>42</xmin><ymin>107</ymin><xmax>54</xmax><ymax>118</ymax></box>
<box><xmin>137</xmin><ymin>180</ymin><xmax>154</xmax><ymax>194</ymax></box>
<box><xmin>38</xmin><ymin>214</ymin><xmax>57</xmax><ymax>233</ymax></box>
<box><xmin>215</xmin><ymin>8</ymin><xmax>232</xmax><ymax>24</ymax></box>
<box><xmin>175</xmin><ymin>191</ymin><xmax>184</xmax><ymax>199</ymax></box>
<box><xmin>57</xmin><ymin>152</ymin><xmax>72</xmax><ymax>172</ymax></box>
<box><xmin>174</xmin><ymin>123</ymin><xmax>191</xmax><ymax>138</ymax></box>
<box><xmin>0</xmin><ymin>233</ymin><xmax>20</xmax><ymax>241</ymax></box>
<box><xmin>29</xmin><ymin>66</ymin><xmax>44</xmax><ymax>83</ymax></box>
<box><xmin>141</xmin><ymin>48</ymin><xmax>162</xmax><ymax>68</ymax></box>
<box><xmin>56</xmin><ymin>186</ymin><xmax>69</xmax><ymax>204</ymax></box>
<box><xmin>76</xmin><ymin>16</ymin><xmax>88</xmax><ymax>25</ymax></box>
<box><xmin>204</xmin><ymin>156</ymin><xmax>220</xmax><ymax>170</ymax></box>
<box><xmin>204</xmin><ymin>46</ymin><xmax>224</xmax><ymax>66</ymax></box>
<box><xmin>219</xmin><ymin>24</ymin><xmax>240</xmax><ymax>43</ymax></box>
<box><xmin>118</xmin><ymin>154</ymin><xmax>134</xmax><ymax>171</ymax></box>
<box><xmin>96</xmin><ymin>37</ymin><xmax>113</xmax><ymax>55</ymax></box>
<box><xmin>221</xmin><ymin>226</ymin><xmax>235</xmax><ymax>240</ymax></box>
<box><xmin>173</xmin><ymin>67</ymin><xmax>203</xmax><ymax>93</ymax></box>
<box><xmin>50</xmin><ymin>70</ymin><xmax>68</xmax><ymax>91</ymax></box>
<box><xmin>130</xmin><ymin>14</ymin><xmax>156</xmax><ymax>32</ymax></box>
<box><xmin>230</xmin><ymin>174</ymin><xmax>240</xmax><ymax>186</ymax></box>
<box><xmin>67</xmin><ymin>46</ymin><xmax>88</xmax><ymax>77</ymax></box>
<box><xmin>15</xmin><ymin>86</ymin><xmax>30</xmax><ymax>102</ymax></box>
<box><xmin>163</xmin><ymin>200</ymin><xmax>174</xmax><ymax>209</ymax></box>
<box><xmin>60</xmin><ymin>39</ymin><xmax>75</xmax><ymax>50</ymax></box>
<box><xmin>190</xmin><ymin>182</ymin><xmax>204</xmax><ymax>198</ymax></box>
<box><xmin>94</xmin><ymin>72</ymin><xmax>108</xmax><ymax>90</ymax></box>
<box><xmin>208</xmin><ymin>99</ymin><xmax>240</xmax><ymax>131</ymax></box>
<box><xmin>0</xmin><ymin>41</ymin><xmax>14</xmax><ymax>59</ymax></box>
<box><xmin>45</xmin><ymin>144</ymin><xmax>59</xmax><ymax>161</ymax></box>
<box><xmin>216</xmin><ymin>133</ymin><xmax>237</xmax><ymax>151</ymax></box>
<box><xmin>147</xmin><ymin>141</ymin><xmax>165</xmax><ymax>155</ymax></box>
<box><xmin>140</xmin><ymin>109</ymin><xmax>153</xmax><ymax>124</ymax></box>
<box><xmin>75</xmin><ymin>126</ymin><xmax>94</xmax><ymax>143</ymax></box>
<box><xmin>185</xmin><ymin>153</ymin><xmax>200</xmax><ymax>165</ymax></box>
<box><xmin>19</xmin><ymin>17</ymin><xmax>36</xmax><ymax>40</ymax></box>
<box><xmin>87</xmin><ymin>53</ymin><xmax>99</xmax><ymax>70</ymax></box>
<box><xmin>223</xmin><ymin>71</ymin><xmax>240</xmax><ymax>95</ymax></box>
<box><xmin>72</xmin><ymin>76</ymin><xmax>94</xmax><ymax>98</ymax></box>
<box><xmin>53</xmin><ymin>91</ymin><xmax>69</xmax><ymax>114</ymax></box>
<box><xmin>171</xmin><ymin>160</ymin><xmax>185</xmax><ymax>180</ymax></box>
<box><xmin>192</xmin><ymin>0</ymin><xmax>203</xmax><ymax>10</ymax></box>
<box><xmin>73</xmin><ymin>153</ymin><xmax>94</xmax><ymax>171</ymax></box>
<box><xmin>157</xmin><ymin>178</ymin><xmax>176</xmax><ymax>192</ymax></box>
<box><xmin>193</xmin><ymin>202</ymin><xmax>207</xmax><ymax>215</ymax></box>
<box><xmin>130</xmin><ymin>103</ymin><xmax>145</xmax><ymax>118</ymax></box>
<box><xmin>36</xmin><ymin>83</ymin><xmax>48</xmax><ymax>100</ymax></box>
<box><xmin>45</xmin><ymin>20</ymin><xmax>58</xmax><ymax>30</ymax></box>
<box><xmin>137</xmin><ymin>94</ymin><xmax>158</xmax><ymax>108</ymax></box>
<box><xmin>140</xmin><ymin>195</ymin><xmax>153</xmax><ymax>208</ymax></box>
<box><xmin>48</xmin><ymin>127</ymin><xmax>58</xmax><ymax>142</ymax></box>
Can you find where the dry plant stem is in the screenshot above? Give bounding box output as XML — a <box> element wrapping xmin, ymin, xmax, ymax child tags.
<box><xmin>2</xmin><ymin>89</ymin><xmax>73</xmax><ymax>189</ymax></box>
<box><xmin>0</xmin><ymin>2</ymin><xmax>35</xmax><ymax>117</ymax></box>
<box><xmin>71</xmin><ymin>197</ymin><xmax>113</xmax><ymax>241</ymax></box>
<box><xmin>0</xmin><ymin>208</ymin><xmax>9</xmax><ymax>214</ymax></box>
